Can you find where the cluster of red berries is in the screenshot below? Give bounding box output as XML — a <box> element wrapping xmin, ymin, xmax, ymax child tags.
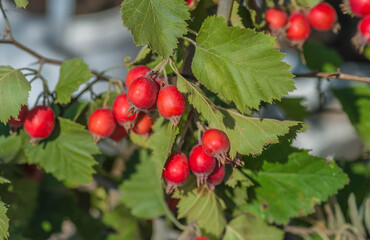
<box><xmin>88</xmin><ymin>65</ymin><xmax>186</xmax><ymax>142</ymax></box>
<box><xmin>8</xmin><ymin>105</ymin><xmax>55</xmax><ymax>143</ymax></box>
<box><xmin>265</xmin><ymin>2</ymin><xmax>337</xmax><ymax>45</ymax></box>
<box><xmin>348</xmin><ymin>0</ymin><xmax>370</xmax><ymax>49</ymax></box>
<box><xmin>163</xmin><ymin>129</ymin><xmax>230</xmax><ymax>193</ymax></box>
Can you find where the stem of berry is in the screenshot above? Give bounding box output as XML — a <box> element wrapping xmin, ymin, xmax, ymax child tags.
<box><xmin>103</xmin><ymin>81</ymin><xmax>112</xmax><ymax>107</ymax></box>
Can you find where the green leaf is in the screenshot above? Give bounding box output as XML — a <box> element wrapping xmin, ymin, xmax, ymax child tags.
<box><xmin>119</xmin><ymin>150</ymin><xmax>167</xmax><ymax>219</ymax></box>
<box><xmin>24</xmin><ymin>118</ymin><xmax>99</xmax><ymax>184</ymax></box>
<box><xmin>303</xmin><ymin>42</ymin><xmax>342</xmax><ymax>73</ymax></box>
<box><xmin>334</xmin><ymin>86</ymin><xmax>370</xmax><ymax>151</ymax></box>
<box><xmin>0</xmin><ymin>66</ymin><xmax>30</xmax><ymax>123</ymax></box>
<box><xmin>176</xmin><ymin>75</ymin><xmax>306</xmax><ymax>157</ymax></box>
<box><xmin>278</xmin><ymin>97</ymin><xmax>308</xmax><ymax>121</ymax></box>
<box><xmin>148</xmin><ymin>117</ymin><xmax>179</xmax><ymax>172</ymax></box>
<box><xmin>0</xmin><ymin>177</ymin><xmax>9</xmax><ymax>184</ymax></box>
<box><xmin>177</xmin><ymin>187</ymin><xmax>226</xmax><ymax>237</ymax></box>
<box><xmin>192</xmin><ymin>16</ymin><xmax>295</xmax><ymax>111</ymax></box>
<box><xmin>242</xmin><ymin>150</ymin><xmax>348</xmax><ymax>224</ymax></box>
<box><xmin>297</xmin><ymin>0</ymin><xmax>321</xmax><ymax>8</ymax></box>
<box><xmin>129</xmin><ymin>133</ymin><xmax>150</xmax><ymax>149</ymax></box>
<box><xmin>223</xmin><ymin>214</ymin><xmax>284</xmax><ymax>240</ymax></box>
<box><xmin>103</xmin><ymin>205</ymin><xmax>142</xmax><ymax>240</ymax></box>
<box><xmin>121</xmin><ymin>0</ymin><xmax>190</xmax><ymax>58</ymax></box>
<box><xmin>0</xmin><ymin>202</ymin><xmax>9</xmax><ymax>240</ymax></box>
<box><xmin>230</xmin><ymin>1</ymin><xmax>254</xmax><ymax>29</ymax></box>
<box><xmin>55</xmin><ymin>58</ymin><xmax>92</xmax><ymax>104</ymax></box>
<box><xmin>13</xmin><ymin>0</ymin><xmax>28</xmax><ymax>8</ymax></box>
<box><xmin>0</xmin><ymin>135</ymin><xmax>22</xmax><ymax>163</ymax></box>
<box><xmin>225</xmin><ymin>169</ymin><xmax>250</xmax><ymax>188</ymax></box>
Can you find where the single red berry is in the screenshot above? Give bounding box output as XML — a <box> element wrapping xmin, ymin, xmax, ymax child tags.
<box><xmin>195</xmin><ymin>237</ymin><xmax>211</xmax><ymax>240</ymax></box>
<box><xmin>88</xmin><ymin>108</ymin><xmax>116</xmax><ymax>142</ymax></box>
<box><xmin>349</xmin><ymin>0</ymin><xmax>370</xmax><ymax>17</ymax></box>
<box><xmin>113</xmin><ymin>94</ymin><xmax>137</xmax><ymax>130</ymax></box>
<box><xmin>24</xmin><ymin>106</ymin><xmax>55</xmax><ymax>142</ymax></box>
<box><xmin>127</xmin><ymin>77</ymin><xmax>158</xmax><ymax>110</ymax></box>
<box><xmin>157</xmin><ymin>85</ymin><xmax>186</xmax><ymax>126</ymax></box>
<box><xmin>189</xmin><ymin>145</ymin><xmax>216</xmax><ymax>186</ymax></box>
<box><xmin>132</xmin><ymin>113</ymin><xmax>153</xmax><ymax>136</ymax></box>
<box><xmin>358</xmin><ymin>15</ymin><xmax>370</xmax><ymax>42</ymax></box>
<box><xmin>163</xmin><ymin>153</ymin><xmax>190</xmax><ymax>193</ymax></box>
<box><xmin>202</xmin><ymin>129</ymin><xmax>230</xmax><ymax>163</ymax></box>
<box><xmin>265</xmin><ymin>8</ymin><xmax>287</xmax><ymax>30</ymax></box>
<box><xmin>286</xmin><ymin>12</ymin><xmax>311</xmax><ymax>42</ymax></box>
<box><xmin>109</xmin><ymin>124</ymin><xmax>127</xmax><ymax>142</ymax></box>
<box><xmin>8</xmin><ymin>105</ymin><xmax>28</xmax><ymax>128</ymax></box>
<box><xmin>207</xmin><ymin>164</ymin><xmax>225</xmax><ymax>190</ymax></box>
<box><xmin>125</xmin><ymin>65</ymin><xmax>151</xmax><ymax>89</ymax></box>
<box><xmin>186</xmin><ymin>0</ymin><xmax>193</xmax><ymax>5</ymax></box>
<box><xmin>308</xmin><ymin>3</ymin><xmax>337</xmax><ymax>31</ymax></box>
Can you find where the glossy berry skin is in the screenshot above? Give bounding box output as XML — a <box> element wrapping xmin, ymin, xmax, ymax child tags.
<box><xmin>132</xmin><ymin>113</ymin><xmax>153</xmax><ymax>135</ymax></box>
<box><xmin>286</xmin><ymin>12</ymin><xmax>311</xmax><ymax>41</ymax></box>
<box><xmin>8</xmin><ymin>105</ymin><xmax>28</xmax><ymax>128</ymax></box>
<box><xmin>109</xmin><ymin>125</ymin><xmax>127</xmax><ymax>142</ymax></box>
<box><xmin>24</xmin><ymin>106</ymin><xmax>55</xmax><ymax>140</ymax></box>
<box><xmin>195</xmin><ymin>237</ymin><xmax>210</xmax><ymax>240</ymax></box>
<box><xmin>265</xmin><ymin>8</ymin><xmax>287</xmax><ymax>30</ymax></box>
<box><xmin>202</xmin><ymin>129</ymin><xmax>230</xmax><ymax>162</ymax></box>
<box><xmin>349</xmin><ymin>0</ymin><xmax>370</xmax><ymax>17</ymax></box>
<box><xmin>308</xmin><ymin>3</ymin><xmax>337</xmax><ymax>31</ymax></box>
<box><xmin>127</xmin><ymin>77</ymin><xmax>158</xmax><ymax>110</ymax></box>
<box><xmin>189</xmin><ymin>145</ymin><xmax>216</xmax><ymax>186</ymax></box>
<box><xmin>113</xmin><ymin>94</ymin><xmax>137</xmax><ymax>126</ymax></box>
<box><xmin>163</xmin><ymin>153</ymin><xmax>190</xmax><ymax>193</ymax></box>
<box><xmin>358</xmin><ymin>15</ymin><xmax>370</xmax><ymax>42</ymax></box>
<box><xmin>157</xmin><ymin>85</ymin><xmax>186</xmax><ymax>125</ymax></box>
<box><xmin>125</xmin><ymin>65</ymin><xmax>151</xmax><ymax>89</ymax></box>
<box><xmin>207</xmin><ymin>164</ymin><xmax>225</xmax><ymax>188</ymax></box>
<box><xmin>88</xmin><ymin>108</ymin><xmax>116</xmax><ymax>139</ymax></box>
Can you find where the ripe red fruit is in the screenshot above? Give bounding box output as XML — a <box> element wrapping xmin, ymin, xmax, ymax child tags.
<box><xmin>308</xmin><ymin>3</ymin><xmax>337</xmax><ymax>31</ymax></box>
<box><xmin>195</xmin><ymin>237</ymin><xmax>210</xmax><ymax>240</ymax></box>
<box><xmin>88</xmin><ymin>108</ymin><xmax>116</xmax><ymax>142</ymax></box>
<box><xmin>24</xmin><ymin>106</ymin><xmax>55</xmax><ymax>142</ymax></box>
<box><xmin>265</xmin><ymin>8</ymin><xmax>287</xmax><ymax>30</ymax></box>
<box><xmin>163</xmin><ymin>153</ymin><xmax>190</xmax><ymax>193</ymax></box>
<box><xmin>109</xmin><ymin>125</ymin><xmax>127</xmax><ymax>142</ymax></box>
<box><xmin>127</xmin><ymin>77</ymin><xmax>158</xmax><ymax>111</ymax></box>
<box><xmin>8</xmin><ymin>105</ymin><xmax>28</xmax><ymax>129</ymax></box>
<box><xmin>157</xmin><ymin>85</ymin><xmax>186</xmax><ymax>126</ymax></box>
<box><xmin>189</xmin><ymin>145</ymin><xmax>216</xmax><ymax>186</ymax></box>
<box><xmin>125</xmin><ymin>65</ymin><xmax>151</xmax><ymax>89</ymax></box>
<box><xmin>132</xmin><ymin>113</ymin><xmax>153</xmax><ymax>136</ymax></box>
<box><xmin>349</xmin><ymin>0</ymin><xmax>370</xmax><ymax>17</ymax></box>
<box><xmin>207</xmin><ymin>164</ymin><xmax>225</xmax><ymax>190</ymax></box>
<box><xmin>358</xmin><ymin>15</ymin><xmax>370</xmax><ymax>42</ymax></box>
<box><xmin>113</xmin><ymin>94</ymin><xmax>137</xmax><ymax>130</ymax></box>
<box><xmin>286</xmin><ymin>12</ymin><xmax>311</xmax><ymax>42</ymax></box>
<box><xmin>202</xmin><ymin>129</ymin><xmax>230</xmax><ymax>163</ymax></box>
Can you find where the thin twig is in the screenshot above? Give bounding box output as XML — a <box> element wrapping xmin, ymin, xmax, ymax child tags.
<box><xmin>294</xmin><ymin>70</ymin><xmax>370</xmax><ymax>84</ymax></box>
<box><xmin>216</xmin><ymin>0</ymin><xmax>234</xmax><ymax>21</ymax></box>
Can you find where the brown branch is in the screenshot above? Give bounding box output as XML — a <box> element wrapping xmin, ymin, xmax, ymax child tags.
<box><xmin>294</xmin><ymin>70</ymin><xmax>370</xmax><ymax>84</ymax></box>
<box><xmin>284</xmin><ymin>225</ymin><xmax>335</xmax><ymax>237</ymax></box>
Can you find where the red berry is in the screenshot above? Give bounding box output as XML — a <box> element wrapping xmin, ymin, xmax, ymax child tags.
<box><xmin>127</xmin><ymin>77</ymin><xmax>158</xmax><ymax>110</ymax></box>
<box><xmin>125</xmin><ymin>65</ymin><xmax>151</xmax><ymax>89</ymax></box>
<box><xmin>109</xmin><ymin>124</ymin><xmax>127</xmax><ymax>142</ymax></box>
<box><xmin>157</xmin><ymin>85</ymin><xmax>186</xmax><ymax>126</ymax></box>
<box><xmin>349</xmin><ymin>0</ymin><xmax>370</xmax><ymax>17</ymax></box>
<box><xmin>163</xmin><ymin>153</ymin><xmax>190</xmax><ymax>193</ymax></box>
<box><xmin>308</xmin><ymin>3</ymin><xmax>337</xmax><ymax>31</ymax></box>
<box><xmin>186</xmin><ymin>0</ymin><xmax>193</xmax><ymax>5</ymax></box>
<box><xmin>24</xmin><ymin>106</ymin><xmax>55</xmax><ymax>141</ymax></box>
<box><xmin>286</xmin><ymin>12</ymin><xmax>311</xmax><ymax>42</ymax></box>
<box><xmin>202</xmin><ymin>129</ymin><xmax>230</xmax><ymax>163</ymax></box>
<box><xmin>265</xmin><ymin>8</ymin><xmax>287</xmax><ymax>30</ymax></box>
<box><xmin>358</xmin><ymin>15</ymin><xmax>370</xmax><ymax>42</ymax></box>
<box><xmin>8</xmin><ymin>105</ymin><xmax>28</xmax><ymax>128</ymax></box>
<box><xmin>132</xmin><ymin>113</ymin><xmax>153</xmax><ymax>136</ymax></box>
<box><xmin>195</xmin><ymin>237</ymin><xmax>210</xmax><ymax>240</ymax></box>
<box><xmin>88</xmin><ymin>108</ymin><xmax>116</xmax><ymax>141</ymax></box>
<box><xmin>189</xmin><ymin>145</ymin><xmax>216</xmax><ymax>186</ymax></box>
<box><xmin>113</xmin><ymin>94</ymin><xmax>137</xmax><ymax>130</ymax></box>
<box><xmin>207</xmin><ymin>164</ymin><xmax>225</xmax><ymax>189</ymax></box>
